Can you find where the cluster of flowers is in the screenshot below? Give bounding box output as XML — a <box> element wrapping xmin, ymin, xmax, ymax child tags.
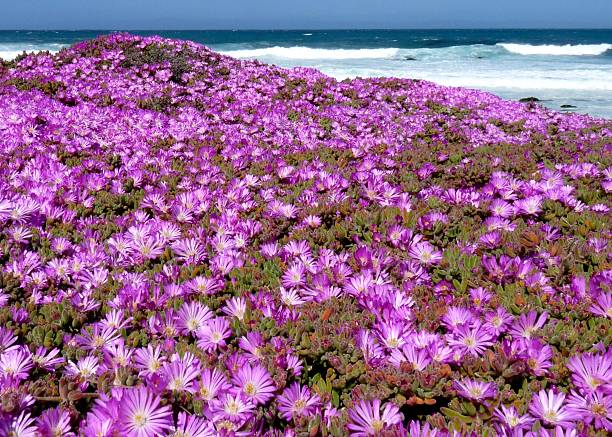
<box><xmin>0</xmin><ymin>33</ymin><xmax>610</xmax><ymax>435</ymax></box>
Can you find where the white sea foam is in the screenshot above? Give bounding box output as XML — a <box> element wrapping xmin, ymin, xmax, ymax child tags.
<box><xmin>498</xmin><ymin>43</ymin><xmax>612</xmax><ymax>56</ymax></box>
<box><xmin>0</xmin><ymin>43</ymin><xmax>64</xmax><ymax>60</ymax></box>
<box><xmin>221</xmin><ymin>46</ymin><xmax>400</xmax><ymax>60</ymax></box>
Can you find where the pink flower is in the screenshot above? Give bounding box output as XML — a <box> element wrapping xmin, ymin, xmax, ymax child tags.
<box><xmin>347</xmin><ymin>399</ymin><xmax>403</xmax><ymax>436</ymax></box>
<box><xmin>118</xmin><ymin>387</ymin><xmax>173</xmax><ymax>437</ymax></box>
<box><xmin>277</xmin><ymin>382</ymin><xmax>321</xmax><ymax>421</ymax></box>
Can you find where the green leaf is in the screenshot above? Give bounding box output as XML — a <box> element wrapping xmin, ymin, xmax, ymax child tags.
<box><xmin>441</xmin><ymin>407</ymin><xmax>474</xmax><ymax>423</ymax></box>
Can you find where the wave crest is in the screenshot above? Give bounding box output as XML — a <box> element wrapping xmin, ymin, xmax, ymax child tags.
<box><xmin>498</xmin><ymin>43</ymin><xmax>612</xmax><ymax>56</ymax></box>
<box><xmin>221</xmin><ymin>46</ymin><xmax>400</xmax><ymax>60</ymax></box>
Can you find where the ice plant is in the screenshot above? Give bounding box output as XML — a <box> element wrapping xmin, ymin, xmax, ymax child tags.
<box><xmin>528</xmin><ymin>388</ymin><xmax>577</xmax><ymax>427</ymax></box>
<box><xmin>0</xmin><ymin>32</ymin><xmax>609</xmax><ymax>435</ymax></box>
<box><xmin>276</xmin><ymin>382</ymin><xmax>321</xmax><ymax>421</ymax></box>
<box><xmin>453</xmin><ymin>378</ymin><xmax>498</xmax><ymax>402</ymax></box>
<box><xmin>347</xmin><ymin>399</ymin><xmax>403</xmax><ymax>436</ymax></box>
<box><xmin>118</xmin><ymin>387</ymin><xmax>173</xmax><ymax>437</ymax></box>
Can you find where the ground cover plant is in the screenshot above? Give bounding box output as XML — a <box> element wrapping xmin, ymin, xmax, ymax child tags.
<box><xmin>0</xmin><ymin>33</ymin><xmax>610</xmax><ymax>436</ymax></box>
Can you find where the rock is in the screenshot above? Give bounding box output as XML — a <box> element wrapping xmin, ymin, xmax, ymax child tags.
<box><xmin>561</xmin><ymin>104</ymin><xmax>577</xmax><ymax>108</ymax></box>
<box><xmin>519</xmin><ymin>97</ymin><xmax>540</xmax><ymax>103</ymax></box>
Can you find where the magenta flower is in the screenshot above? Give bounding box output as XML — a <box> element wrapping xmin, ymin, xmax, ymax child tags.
<box><xmin>0</xmin><ymin>346</ymin><xmax>33</xmax><ymax>380</ymax></box>
<box><xmin>196</xmin><ymin>317</ymin><xmax>232</xmax><ymax>352</ymax></box>
<box><xmin>453</xmin><ymin>378</ymin><xmax>498</xmax><ymax>402</ymax></box>
<box><xmin>522</xmin><ymin>339</ymin><xmax>553</xmax><ymax>376</ymax></box>
<box><xmin>134</xmin><ymin>345</ymin><xmax>166</xmax><ymax>376</ymax></box>
<box><xmin>447</xmin><ymin>322</ymin><xmax>495</xmax><ymax>357</ymax></box>
<box><xmin>566</xmin><ymin>390</ymin><xmax>611</xmax><ymax>431</ymax></box>
<box><xmin>176</xmin><ymin>301</ymin><xmax>213</xmax><ymax>335</ymax></box>
<box><xmin>277</xmin><ymin>382</ymin><xmax>321</xmax><ymax>421</ymax></box>
<box><xmin>514</xmin><ymin>195</ymin><xmax>543</xmax><ymax>216</ymax></box>
<box><xmin>118</xmin><ymin>387</ymin><xmax>173</xmax><ymax>437</ymax></box>
<box><xmin>528</xmin><ymin>388</ymin><xmax>577</xmax><ymax>427</ymax></box>
<box><xmin>172</xmin><ymin>412</ymin><xmax>216</xmax><ymax>437</ymax></box>
<box><xmin>566</xmin><ymin>351</ymin><xmax>612</xmax><ymax>394</ymax></box>
<box><xmin>408</xmin><ymin>241</ymin><xmax>443</xmax><ymax>265</ymax></box>
<box><xmin>162</xmin><ymin>359</ymin><xmax>199</xmax><ymax>393</ymax></box>
<box><xmin>36</xmin><ymin>407</ymin><xmax>72</xmax><ymax>437</ymax></box>
<box><xmin>347</xmin><ymin>399</ymin><xmax>403</xmax><ymax>436</ymax></box>
<box><xmin>589</xmin><ymin>292</ymin><xmax>612</xmax><ymax>319</ymax></box>
<box><xmin>281</xmin><ymin>262</ymin><xmax>307</xmax><ymax>288</ymax></box>
<box><xmin>389</xmin><ymin>343</ymin><xmax>431</xmax><ymax>370</ymax></box>
<box><xmin>2</xmin><ymin>411</ymin><xmax>37</xmax><ymax>437</ymax></box>
<box><xmin>194</xmin><ymin>367</ymin><xmax>231</xmax><ymax>403</ymax></box>
<box><xmin>231</xmin><ymin>363</ymin><xmax>276</xmax><ymax>405</ymax></box>
<box><xmin>209</xmin><ymin>392</ymin><xmax>255</xmax><ymax>425</ymax></box>
<box><xmin>509</xmin><ymin>310</ymin><xmax>548</xmax><ymax>340</ymax></box>
<box><xmin>493</xmin><ymin>404</ymin><xmax>534</xmax><ymax>432</ymax></box>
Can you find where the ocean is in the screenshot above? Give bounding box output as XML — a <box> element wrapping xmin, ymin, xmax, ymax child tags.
<box><xmin>1</xmin><ymin>29</ymin><xmax>611</xmax><ymax>118</ymax></box>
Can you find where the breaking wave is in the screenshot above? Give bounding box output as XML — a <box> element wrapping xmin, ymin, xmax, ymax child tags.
<box><xmin>221</xmin><ymin>46</ymin><xmax>400</xmax><ymax>60</ymax></box>
<box><xmin>497</xmin><ymin>43</ymin><xmax>612</xmax><ymax>56</ymax></box>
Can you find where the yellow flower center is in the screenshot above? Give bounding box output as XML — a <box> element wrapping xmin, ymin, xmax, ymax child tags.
<box><xmin>244</xmin><ymin>382</ymin><xmax>257</xmax><ymax>396</ymax></box>
<box><xmin>372</xmin><ymin>420</ymin><xmax>385</xmax><ymax>432</ymax></box>
<box><xmin>133</xmin><ymin>411</ymin><xmax>148</xmax><ymax>428</ymax></box>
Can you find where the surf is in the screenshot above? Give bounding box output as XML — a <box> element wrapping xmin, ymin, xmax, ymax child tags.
<box><xmin>497</xmin><ymin>43</ymin><xmax>612</xmax><ymax>56</ymax></box>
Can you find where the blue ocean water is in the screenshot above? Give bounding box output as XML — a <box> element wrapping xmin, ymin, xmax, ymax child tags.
<box><xmin>1</xmin><ymin>29</ymin><xmax>611</xmax><ymax>118</ymax></box>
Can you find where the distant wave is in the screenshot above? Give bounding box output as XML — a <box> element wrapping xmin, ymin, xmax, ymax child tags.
<box><xmin>221</xmin><ymin>46</ymin><xmax>400</xmax><ymax>60</ymax></box>
<box><xmin>0</xmin><ymin>43</ymin><xmax>64</xmax><ymax>60</ymax></box>
<box><xmin>498</xmin><ymin>43</ymin><xmax>612</xmax><ymax>56</ymax></box>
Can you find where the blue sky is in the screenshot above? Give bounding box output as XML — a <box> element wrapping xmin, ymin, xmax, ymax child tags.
<box><xmin>2</xmin><ymin>0</ymin><xmax>611</xmax><ymax>29</ymax></box>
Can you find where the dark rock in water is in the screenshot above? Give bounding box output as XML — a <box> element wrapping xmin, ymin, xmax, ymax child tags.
<box><xmin>561</xmin><ymin>104</ymin><xmax>577</xmax><ymax>109</ymax></box>
<box><xmin>519</xmin><ymin>97</ymin><xmax>540</xmax><ymax>103</ymax></box>
<box><xmin>404</xmin><ymin>56</ymin><xmax>417</xmax><ymax>61</ymax></box>
<box><xmin>476</xmin><ymin>56</ymin><xmax>484</xmax><ymax>59</ymax></box>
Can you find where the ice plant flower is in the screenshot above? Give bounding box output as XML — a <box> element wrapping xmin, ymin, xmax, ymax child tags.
<box><xmin>347</xmin><ymin>399</ymin><xmax>403</xmax><ymax>436</ymax></box>
<box><xmin>0</xmin><ymin>32</ymin><xmax>609</xmax><ymax>435</ymax></box>
<box><xmin>566</xmin><ymin>390</ymin><xmax>612</xmax><ymax>431</ymax></box>
<box><xmin>118</xmin><ymin>387</ymin><xmax>173</xmax><ymax>437</ymax></box>
<box><xmin>566</xmin><ymin>351</ymin><xmax>612</xmax><ymax>394</ymax></box>
<box><xmin>231</xmin><ymin>363</ymin><xmax>276</xmax><ymax>405</ymax></box>
<box><xmin>277</xmin><ymin>382</ymin><xmax>321</xmax><ymax>421</ymax></box>
<box><xmin>493</xmin><ymin>404</ymin><xmax>534</xmax><ymax>432</ymax></box>
<box><xmin>529</xmin><ymin>388</ymin><xmax>577</xmax><ymax>427</ymax></box>
<box><xmin>453</xmin><ymin>378</ymin><xmax>498</xmax><ymax>402</ymax></box>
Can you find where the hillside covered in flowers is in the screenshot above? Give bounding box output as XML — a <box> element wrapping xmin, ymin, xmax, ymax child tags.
<box><xmin>0</xmin><ymin>33</ymin><xmax>610</xmax><ymax>436</ymax></box>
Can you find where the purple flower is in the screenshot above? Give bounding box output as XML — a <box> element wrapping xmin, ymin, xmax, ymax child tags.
<box><xmin>172</xmin><ymin>412</ymin><xmax>216</xmax><ymax>437</ymax></box>
<box><xmin>453</xmin><ymin>378</ymin><xmax>498</xmax><ymax>402</ymax></box>
<box><xmin>194</xmin><ymin>367</ymin><xmax>231</xmax><ymax>403</ymax></box>
<box><xmin>0</xmin><ymin>346</ymin><xmax>33</xmax><ymax>380</ymax></box>
<box><xmin>176</xmin><ymin>301</ymin><xmax>213</xmax><ymax>335</ymax></box>
<box><xmin>389</xmin><ymin>343</ymin><xmax>431</xmax><ymax>370</ymax></box>
<box><xmin>35</xmin><ymin>408</ymin><xmax>72</xmax><ymax>436</ymax></box>
<box><xmin>162</xmin><ymin>357</ymin><xmax>199</xmax><ymax>393</ymax></box>
<box><xmin>509</xmin><ymin>310</ymin><xmax>548</xmax><ymax>340</ymax></box>
<box><xmin>566</xmin><ymin>351</ymin><xmax>612</xmax><ymax>394</ymax></box>
<box><xmin>118</xmin><ymin>387</ymin><xmax>173</xmax><ymax>437</ymax></box>
<box><xmin>566</xmin><ymin>390</ymin><xmax>611</xmax><ymax>431</ymax></box>
<box><xmin>196</xmin><ymin>317</ymin><xmax>232</xmax><ymax>352</ymax></box>
<box><xmin>493</xmin><ymin>404</ymin><xmax>534</xmax><ymax>432</ymax></box>
<box><xmin>528</xmin><ymin>388</ymin><xmax>577</xmax><ymax>427</ymax></box>
<box><xmin>209</xmin><ymin>392</ymin><xmax>255</xmax><ymax>426</ymax></box>
<box><xmin>347</xmin><ymin>399</ymin><xmax>403</xmax><ymax>436</ymax></box>
<box><xmin>408</xmin><ymin>241</ymin><xmax>443</xmax><ymax>265</ymax></box>
<box><xmin>447</xmin><ymin>322</ymin><xmax>495</xmax><ymax>357</ymax></box>
<box><xmin>231</xmin><ymin>363</ymin><xmax>276</xmax><ymax>405</ymax></box>
<box><xmin>277</xmin><ymin>382</ymin><xmax>321</xmax><ymax>421</ymax></box>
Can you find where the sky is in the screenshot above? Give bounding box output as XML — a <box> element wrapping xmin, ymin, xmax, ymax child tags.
<box><xmin>2</xmin><ymin>0</ymin><xmax>611</xmax><ymax>29</ymax></box>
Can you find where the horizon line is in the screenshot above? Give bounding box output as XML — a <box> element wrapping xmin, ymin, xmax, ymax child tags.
<box><xmin>1</xmin><ymin>27</ymin><xmax>612</xmax><ymax>32</ymax></box>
